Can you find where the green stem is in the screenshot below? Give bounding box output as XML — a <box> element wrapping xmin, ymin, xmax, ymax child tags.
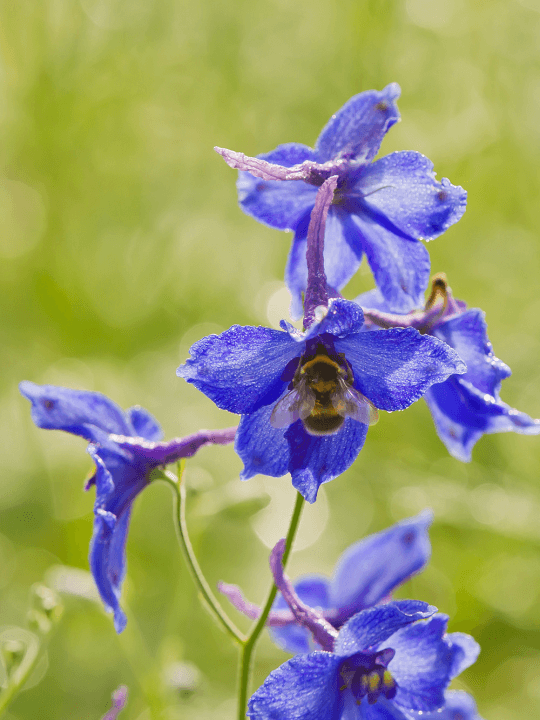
<box><xmin>0</xmin><ymin>630</ymin><xmax>41</xmax><ymax>716</ymax></box>
<box><xmin>236</xmin><ymin>491</ymin><xmax>305</xmax><ymax>720</ymax></box>
<box><xmin>163</xmin><ymin>461</ymin><xmax>246</xmax><ymax>645</ymax></box>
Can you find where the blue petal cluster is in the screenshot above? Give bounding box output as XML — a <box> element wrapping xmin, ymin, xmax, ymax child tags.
<box><xmin>236</xmin><ymin>84</ymin><xmax>467</xmax><ymax>317</ymax></box>
<box><xmin>20</xmin><ymin>381</ymin><xmax>165</xmax><ymax>633</ymax></box>
<box><xmin>271</xmin><ymin>511</ymin><xmax>433</xmax><ymax>654</ymax></box>
<box><xmin>248</xmin><ymin>601</ymin><xmax>480</xmax><ymax>720</ymax></box>
<box><xmin>357</xmin><ymin>286</ymin><xmax>540</xmax><ymax>461</ymax></box>
<box><xmin>20</xmin><ymin>382</ymin><xmax>236</xmax><ymax>631</ymax></box>
<box><xmin>177</xmin><ymin>298</ymin><xmax>465</xmax><ymax>502</ymax></box>
<box><xmin>427</xmin><ymin>308</ymin><xmax>540</xmax><ymax>460</ymax></box>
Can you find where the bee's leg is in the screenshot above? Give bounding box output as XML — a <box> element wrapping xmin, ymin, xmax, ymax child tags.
<box><xmin>342</xmin><ymin>357</ymin><xmax>354</xmax><ymax>386</ymax></box>
<box><xmin>292</xmin><ymin>356</ymin><xmax>303</xmax><ymax>384</ymax></box>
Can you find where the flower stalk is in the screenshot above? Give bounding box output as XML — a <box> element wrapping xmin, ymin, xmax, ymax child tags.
<box><xmin>0</xmin><ymin>631</ymin><xmax>41</xmax><ymax>716</ymax></box>
<box><xmin>162</xmin><ymin>461</ymin><xmax>246</xmax><ymax>645</ymax></box>
<box><xmin>236</xmin><ymin>491</ymin><xmax>304</xmax><ymax>720</ymax></box>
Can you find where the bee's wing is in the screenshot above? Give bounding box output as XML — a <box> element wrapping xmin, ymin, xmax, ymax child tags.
<box><xmin>270</xmin><ymin>381</ymin><xmax>315</xmax><ymax>429</ymax></box>
<box><xmin>333</xmin><ymin>380</ymin><xmax>379</xmax><ymax>426</ymax></box>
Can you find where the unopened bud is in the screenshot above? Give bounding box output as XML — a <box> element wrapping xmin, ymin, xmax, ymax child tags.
<box><xmin>30</xmin><ymin>584</ymin><xmax>63</xmax><ymax>626</ymax></box>
<box><xmin>27</xmin><ymin>609</ymin><xmax>52</xmax><ymax>635</ymax></box>
<box><xmin>1</xmin><ymin>639</ymin><xmax>25</xmax><ymax>675</ymax></box>
<box><xmin>163</xmin><ymin>661</ymin><xmax>200</xmax><ymax>698</ymax></box>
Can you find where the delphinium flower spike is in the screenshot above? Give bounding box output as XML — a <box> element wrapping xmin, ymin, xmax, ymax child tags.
<box><xmin>358</xmin><ymin>275</ymin><xmax>540</xmax><ymax>461</ymax></box>
<box><xmin>177</xmin><ymin>180</ymin><xmax>466</xmax><ymax>501</ymax></box>
<box><xmin>216</xmin><ymin>83</ymin><xmax>467</xmax><ymax>318</ymax></box>
<box><xmin>19</xmin><ymin>381</ymin><xmax>236</xmax><ymax>632</ymax></box>
<box><xmin>247</xmin><ymin>539</ymin><xmax>480</xmax><ymax>720</ymax></box>
<box><xmin>219</xmin><ymin>510</ymin><xmax>433</xmax><ymax>654</ymax></box>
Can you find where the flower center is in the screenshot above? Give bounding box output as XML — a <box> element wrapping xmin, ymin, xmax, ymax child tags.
<box><xmin>270</xmin><ymin>344</ymin><xmax>378</xmax><ymax>433</ymax></box>
<box><xmin>303</xmin><ymin>161</ymin><xmax>349</xmax><ymax>188</ymax></box>
<box><xmin>296</xmin><ymin>348</ymin><xmax>349</xmax><ymax>435</ymax></box>
<box><xmin>339</xmin><ymin>648</ymin><xmax>397</xmax><ymax>706</ymax></box>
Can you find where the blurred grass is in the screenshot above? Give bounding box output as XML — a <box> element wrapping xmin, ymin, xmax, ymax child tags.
<box><xmin>1</xmin><ymin>0</ymin><xmax>540</xmax><ymax>717</ymax></box>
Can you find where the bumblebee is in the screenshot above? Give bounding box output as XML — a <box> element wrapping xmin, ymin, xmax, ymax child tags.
<box><xmin>270</xmin><ymin>345</ymin><xmax>378</xmax><ymax>436</ymax></box>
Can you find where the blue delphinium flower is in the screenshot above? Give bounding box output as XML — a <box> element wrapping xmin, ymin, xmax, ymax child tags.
<box><xmin>216</xmin><ymin>84</ymin><xmax>467</xmax><ymax>318</ymax></box>
<box><xmin>177</xmin><ymin>298</ymin><xmax>466</xmax><ymax>502</ymax></box>
<box><xmin>218</xmin><ymin>511</ymin><xmax>434</xmax><ymax>655</ymax></box>
<box><xmin>358</xmin><ymin>275</ymin><xmax>540</xmax><ymax>461</ymax></box>
<box><xmin>247</xmin><ymin>600</ymin><xmax>480</xmax><ymax>720</ymax></box>
<box><xmin>20</xmin><ymin>381</ymin><xmax>236</xmax><ymax>632</ymax></box>
<box><xmin>270</xmin><ymin>510</ymin><xmax>433</xmax><ymax>654</ymax></box>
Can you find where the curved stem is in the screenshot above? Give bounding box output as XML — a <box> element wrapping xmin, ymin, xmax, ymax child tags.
<box><xmin>0</xmin><ymin>630</ymin><xmax>41</xmax><ymax>715</ymax></box>
<box><xmin>163</xmin><ymin>461</ymin><xmax>246</xmax><ymax>645</ymax></box>
<box><xmin>236</xmin><ymin>491</ymin><xmax>305</xmax><ymax>719</ymax></box>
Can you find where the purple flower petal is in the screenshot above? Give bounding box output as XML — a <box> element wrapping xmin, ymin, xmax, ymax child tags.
<box><xmin>422</xmin><ymin>303</ymin><xmax>540</xmax><ymax>460</ymax></box>
<box><xmin>298</xmin><ymin>297</ymin><xmax>366</xmax><ymax>341</ymax></box>
<box><xmin>348</xmin><ymin>215</ymin><xmax>431</xmax><ymax>313</ymax></box>
<box><xmin>127</xmin><ymin>406</ymin><xmax>163</xmax><ymax>442</ymax></box>
<box><xmin>86</xmin><ymin>441</ymin><xmax>152</xmax><ymax>634</ymax></box>
<box><xmin>484</xmin><ymin>400</ymin><xmax>540</xmax><ymax>435</ymax></box>
<box><xmin>330</xmin><ymin>511</ymin><xmax>433</xmax><ymax>624</ymax></box>
<box><xmin>423</xmin><ymin>383</ymin><xmax>485</xmax><ymax>462</ymax></box>
<box><xmin>414</xmin><ymin>691</ymin><xmax>484</xmax><ymax>720</ymax></box>
<box><xmin>177</xmin><ymin>324</ymin><xmax>300</xmax><ymax>414</ymax></box>
<box><xmin>322</xmin><ymin>209</ymin><xmax>365</xmax><ymax>291</ymax></box>
<box><xmin>88</xmin><ymin>451</ymin><xmax>131</xmax><ymax>634</ymax></box>
<box><xmin>235</xmin><ymin>403</ymin><xmax>290</xmax><ymax>480</ymax></box>
<box><xmin>425</xmin><ymin>378</ymin><xmax>540</xmax><ymax>462</ymax></box>
<box><xmin>21</xmin><ymin>382</ymin><xmax>237</xmax><ymax>634</ymax></box>
<box><xmin>230</xmin><ymin>87</ymin><xmax>466</xmax><ymax>316</ymax></box>
<box><xmin>334</xmin><ymin>601</ymin><xmax>436</xmax><ymax>658</ymax></box>
<box><xmin>247</xmin><ymin>652</ymin><xmax>343</xmax><ymax>720</ymax></box>
<box><xmin>237</xmin><ymin>143</ymin><xmax>319</xmax><ymax>230</ymax></box>
<box><xmin>354</xmin><ymin>288</ymin><xmax>393</xmax><ymax>313</ymax></box>
<box><xmin>447</xmin><ymin>632</ymin><xmax>481</xmax><ymax>679</ymax></box>
<box><xmin>334</xmin><ymin>328</ymin><xmax>466</xmax><ymax>412</ymax></box>
<box><xmin>19</xmin><ymin>381</ymin><xmax>133</xmax><ymax>441</ymax></box>
<box><xmin>358</xmin><ymin>152</ymin><xmax>467</xmax><ymax>241</ymax></box>
<box><xmin>358</xmin><ymin>698</ymin><xmax>411</xmax><ymax>719</ymax></box>
<box><xmin>432</xmin><ymin>309</ymin><xmax>511</xmax><ymax>397</ymax></box>
<box><xmin>286</xmin><ymin>417</ymin><xmax>368</xmax><ymax>503</ymax></box>
<box><xmin>315</xmin><ymin>84</ymin><xmax>401</xmax><ymax>164</ymax></box>
<box><xmin>389</xmin><ymin>615</ymin><xmax>478</xmax><ymax>713</ymax></box>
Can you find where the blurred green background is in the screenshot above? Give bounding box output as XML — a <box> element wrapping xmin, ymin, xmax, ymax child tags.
<box><xmin>1</xmin><ymin>0</ymin><xmax>540</xmax><ymax>717</ymax></box>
